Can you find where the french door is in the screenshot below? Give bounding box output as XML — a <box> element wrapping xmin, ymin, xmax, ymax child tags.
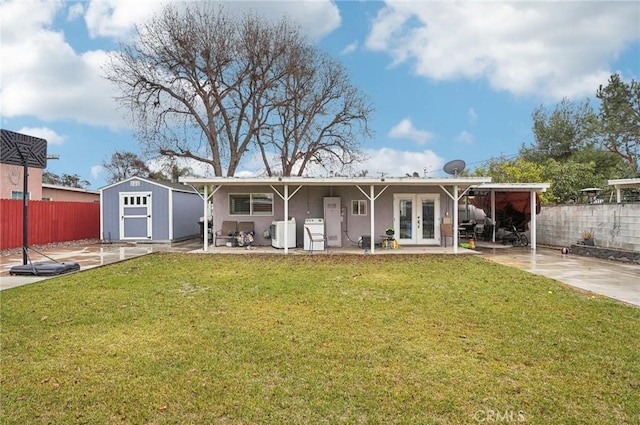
<box><xmin>393</xmin><ymin>194</ymin><xmax>440</xmax><ymax>245</ymax></box>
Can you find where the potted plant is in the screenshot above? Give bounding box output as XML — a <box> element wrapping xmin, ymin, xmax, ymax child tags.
<box><xmin>581</xmin><ymin>229</ymin><xmax>595</xmax><ymax>246</ymax></box>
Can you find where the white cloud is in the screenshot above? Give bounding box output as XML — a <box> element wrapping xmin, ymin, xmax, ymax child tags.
<box><xmin>67</xmin><ymin>2</ymin><xmax>84</xmax><ymax>21</ymax></box>
<box><xmin>83</xmin><ymin>0</ymin><xmax>340</xmax><ymax>41</ymax></box>
<box><xmin>456</xmin><ymin>131</ymin><xmax>474</xmax><ymax>145</ymax></box>
<box><xmin>361</xmin><ymin>147</ymin><xmax>443</xmax><ymax>178</ymax></box>
<box><xmin>467</xmin><ymin>108</ymin><xmax>478</xmax><ymax>124</ymax></box>
<box><xmin>0</xmin><ymin>1</ymin><xmax>126</xmax><ymax>129</ymax></box>
<box><xmin>90</xmin><ymin>165</ymin><xmax>103</xmax><ymax>179</ymax></box>
<box><xmin>84</xmin><ymin>0</ymin><xmax>165</xmax><ymax>39</ymax></box>
<box><xmin>388</xmin><ymin>118</ymin><xmax>434</xmax><ymax>145</ymax></box>
<box><xmin>366</xmin><ymin>1</ymin><xmax>640</xmax><ymax>100</ymax></box>
<box><xmin>0</xmin><ymin>0</ymin><xmax>341</xmax><ymax>130</ymax></box>
<box><xmin>342</xmin><ymin>41</ymin><xmax>358</xmax><ymax>55</ymax></box>
<box><xmin>16</xmin><ymin>127</ymin><xmax>65</xmax><ymax>145</ymax></box>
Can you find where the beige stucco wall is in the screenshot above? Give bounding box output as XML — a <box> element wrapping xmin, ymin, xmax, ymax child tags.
<box><xmin>209</xmin><ymin>185</ymin><xmax>451</xmax><ymax>247</ymax></box>
<box><xmin>0</xmin><ymin>163</ymin><xmax>43</xmax><ymax>200</ymax></box>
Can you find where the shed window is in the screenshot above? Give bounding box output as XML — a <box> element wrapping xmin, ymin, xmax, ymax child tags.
<box><xmin>229</xmin><ymin>193</ymin><xmax>273</xmax><ymax>216</ymax></box>
<box><xmin>351</xmin><ymin>200</ymin><xmax>367</xmax><ymax>216</ymax></box>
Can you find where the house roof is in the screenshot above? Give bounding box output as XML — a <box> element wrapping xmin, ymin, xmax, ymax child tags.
<box><xmin>42</xmin><ymin>184</ymin><xmax>99</xmax><ymax>194</ymax></box>
<box><xmin>99</xmin><ymin>176</ymin><xmax>198</xmax><ymax>194</ymax></box>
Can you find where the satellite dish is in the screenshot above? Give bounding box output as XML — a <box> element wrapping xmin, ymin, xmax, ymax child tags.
<box><xmin>443</xmin><ymin>159</ymin><xmax>466</xmax><ymax>177</ymax></box>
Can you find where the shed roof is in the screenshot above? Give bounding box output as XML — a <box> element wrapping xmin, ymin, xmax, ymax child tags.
<box><xmin>99</xmin><ymin>176</ymin><xmax>198</xmax><ymax>193</ymax></box>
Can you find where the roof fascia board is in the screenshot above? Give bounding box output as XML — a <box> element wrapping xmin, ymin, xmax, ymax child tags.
<box><xmin>179</xmin><ymin>177</ymin><xmax>492</xmax><ymax>187</ymax></box>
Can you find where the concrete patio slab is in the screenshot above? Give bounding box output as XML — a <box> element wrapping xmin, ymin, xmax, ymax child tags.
<box><xmin>480</xmin><ymin>246</ymin><xmax>640</xmax><ymax>307</ymax></box>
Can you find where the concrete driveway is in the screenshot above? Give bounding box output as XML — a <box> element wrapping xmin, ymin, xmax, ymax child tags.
<box><xmin>2</xmin><ymin>241</ymin><xmax>638</xmax><ymax>307</ymax></box>
<box><xmin>480</xmin><ymin>245</ymin><xmax>640</xmax><ymax>307</ymax></box>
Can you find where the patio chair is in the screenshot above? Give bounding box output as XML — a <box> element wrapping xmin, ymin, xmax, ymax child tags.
<box><xmin>214</xmin><ymin>221</ymin><xmax>238</xmax><ymax>246</ymax></box>
<box><xmin>305</xmin><ymin>226</ymin><xmax>326</xmax><ymax>253</ymax></box>
<box><xmin>440</xmin><ymin>223</ymin><xmax>453</xmax><ymax>248</ymax></box>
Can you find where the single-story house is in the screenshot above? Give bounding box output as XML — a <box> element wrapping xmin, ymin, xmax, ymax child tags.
<box><xmin>42</xmin><ymin>184</ymin><xmax>100</xmax><ymax>202</ymax></box>
<box><xmin>179</xmin><ymin>176</ymin><xmax>549</xmax><ymax>254</ymax></box>
<box><xmin>100</xmin><ymin>176</ymin><xmax>202</xmax><ymax>243</ymax></box>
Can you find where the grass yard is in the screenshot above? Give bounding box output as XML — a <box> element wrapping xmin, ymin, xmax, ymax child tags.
<box><xmin>1</xmin><ymin>253</ymin><xmax>639</xmax><ymax>424</ymax></box>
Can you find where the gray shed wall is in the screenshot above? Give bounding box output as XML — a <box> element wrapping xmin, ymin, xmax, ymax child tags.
<box><xmin>102</xmin><ymin>178</ymin><xmax>199</xmax><ymax>243</ymax></box>
<box><xmin>172</xmin><ymin>190</ymin><xmax>202</xmax><ymax>240</ymax></box>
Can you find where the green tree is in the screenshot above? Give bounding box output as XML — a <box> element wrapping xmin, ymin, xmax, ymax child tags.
<box><xmin>596</xmin><ymin>74</ymin><xmax>640</xmax><ymax>172</ymax></box>
<box><xmin>42</xmin><ymin>170</ymin><xmax>61</xmax><ymax>185</ymax></box>
<box><xmin>42</xmin><ymin>171</ymin><xmax>90</xmax><ymax>188</ymax></box>
<box><xmin>60</xmin><ymin>173</ymin><xmax>90</xmax><ymax>189</ymax></box>
<box><xmin>102</xmin><ymin>151</ymin><xmax>151</xmax><ymax>184</ymax></box>
<box><xmin>521</xmin><ymin>98</ymin><xmax>598</xmax><ymax>162</ymax></box>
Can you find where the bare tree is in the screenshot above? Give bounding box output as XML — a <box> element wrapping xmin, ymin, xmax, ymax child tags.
<box><xmin>104</xmin><ymin>3</ymin><xmax>335</xmax><ymax>177</ymax></box>
<box><xmin>255</xmin><ymin>45</ymin><xmax>373</xmax><ymax>176</ymax></box>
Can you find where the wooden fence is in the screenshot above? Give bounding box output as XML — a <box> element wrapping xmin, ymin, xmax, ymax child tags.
<box><xmin>0</xmin><ymin>199</ymin><xmax>100</xmax><ymax>250</ymax></box>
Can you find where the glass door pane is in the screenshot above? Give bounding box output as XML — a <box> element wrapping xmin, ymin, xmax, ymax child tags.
<box><xmin>399</xmin><ymin>199</ymin><xmax>413</xmax><ymax>239</ymax></box>
<box><xmin>421</xmin><ymin>199</ymin><xmax>435</xmax><ymax>239</ymax></box>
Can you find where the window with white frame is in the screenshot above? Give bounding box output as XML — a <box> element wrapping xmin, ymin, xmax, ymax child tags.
<box><xmin>11</xmin><ymin>191</ymin><xmax>31</xmax><ymax>200</ymax></box>
<box><xmin>351</xmin><ymin>200</ymin><xmax>367</xmax><ymax>216</ymax></box>
<box><xmin>229</xmin><ymin>193</ymin><xmax>274</xmax><ymax>216</ymax></box>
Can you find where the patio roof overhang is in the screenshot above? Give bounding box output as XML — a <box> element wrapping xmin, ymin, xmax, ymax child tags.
<box><xmin>180</xmin><ymin>176</ymin><xmax>492</xmax><ymax>187</ymax></box>
<box><xmin>608</xmin><ymin>178</ymin><xmax>640</xmax><ymax>203</ymax></box>
<box><xmin>179</xmin><ymin>176</ymin><xmax>550</xmax><ymax>254</ymax></box>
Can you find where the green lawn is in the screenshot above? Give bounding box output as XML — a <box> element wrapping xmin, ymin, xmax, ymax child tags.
<box><xmin>1</xmin><ymin>254</ymin><xmax>639</xmax><ymax>424</ymax></box>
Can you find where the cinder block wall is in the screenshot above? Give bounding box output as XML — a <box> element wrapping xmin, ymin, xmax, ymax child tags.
<box><xmin>537</xmin><ymin>203</ymin><xmax>640</xmax><ymax>251</ymax></box>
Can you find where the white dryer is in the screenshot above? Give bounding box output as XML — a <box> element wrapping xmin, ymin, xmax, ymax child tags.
<box><xmin>304</xmin><ymin>218</ymin><xmax>325</xmax><ymax>251</ymax></box>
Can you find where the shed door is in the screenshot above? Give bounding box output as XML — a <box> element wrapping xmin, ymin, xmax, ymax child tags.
<box><xmin>119</xmin><ymin>192</ymin><xmax>152</xmax><ymax>240</ymax></box>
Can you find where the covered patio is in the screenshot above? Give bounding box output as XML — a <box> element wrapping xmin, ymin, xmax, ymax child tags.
<box><xmin>180</xmin><ymin>176</ymin><xmax>549</xmax><ymax>254</ymax></box>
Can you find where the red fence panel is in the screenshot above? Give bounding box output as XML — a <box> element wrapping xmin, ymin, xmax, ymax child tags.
<box><xmin>0</xmin><ymin>200</ymin><xmax>100</xmax><ymax>250</ymax></box>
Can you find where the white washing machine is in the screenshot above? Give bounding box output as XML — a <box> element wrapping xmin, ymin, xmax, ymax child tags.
<box><xmin>271</xmin><ymin>218</ymin><xmax>296</xmax><ymax>248</ymax></box>
<box><xmin>304</xmin><ymin>218</ymin><xmax>325</xmax><ymax>251</ymax></box>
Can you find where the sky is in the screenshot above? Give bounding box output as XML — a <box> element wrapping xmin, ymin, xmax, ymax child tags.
<box><xmin>1</xmin><ymin>0</ymin><xmax>639</xmax><ymax>189</ymax></box>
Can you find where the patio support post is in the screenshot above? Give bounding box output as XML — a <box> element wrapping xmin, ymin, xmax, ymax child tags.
<box><xmin>453</xmin><ymin>185</ymin><xmax>459</xmax><ymax>254</ymax></box>
<box><xmin>491</xmin><ymin>190</ymin><xmax>496</xmax><ymax>242</ymax></box>
<box><xmin>370</xmin><ymin>185</ymin><xmax>375</xmax><ymax>254</ymax></box>
<box><xmin>284</xmin><ymin>184</ymin><xmax>289</xmax><ymax>255</ymax></box>
<box><xmin>530</xmin><ymin>190</ymin><xmax>537</xmax><ymax>251</ymax></box>
<box><xmin>203</xmin><ymin>185</ymin><xmax>208</xmax><ymax>252</ymax></box>
<box><xmin>616</xmin><ymin>186</ymin><xmax>621</xmax><ymax>203</ymax></box>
